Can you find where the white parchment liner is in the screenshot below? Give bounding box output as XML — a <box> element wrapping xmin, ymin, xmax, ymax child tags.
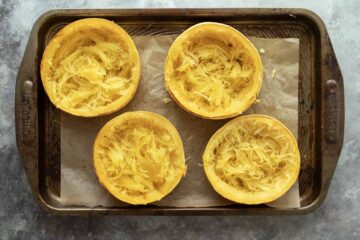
<box><xmin>60</xmin><ymin>35</ymin><xmax>299</xmax><ymax>208</ymax></box>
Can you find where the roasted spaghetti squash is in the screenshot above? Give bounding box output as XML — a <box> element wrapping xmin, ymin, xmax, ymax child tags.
<box><xmin>93</xmin><ymin>111</ymin><xmax>186</xmax><ymax>205</ymax></box>
<box><xmin>40</xmin><ymin>18</ymin><xmax>140</xmax><ymax>117</ymax></box>
<box><xmin>165</xmin><ymin>22</ymin><xmax>263</xmax><ymax>119</ymax></box>
<box><xmin>203</xmin><ymin>115</ymin><xmax>300</xmax><ymax>204</ymax></box>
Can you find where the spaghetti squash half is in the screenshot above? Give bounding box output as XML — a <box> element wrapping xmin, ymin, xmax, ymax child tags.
<box><xmin>165</xmin><ymin>22</ymin><xmax>263</xmax><ymax>119</ymax></box>
<box><xmin>93</xmin><ymin>111</ymin><xmax>186</xmax><ymax>205</ymax></box>
<box><xmin>203</xmin><ymin>115</ymin><xmax>300</xmax><ymax>204</ymax></box>
<box><xmin>40</xmin><ymin>18</ymin><xmax>140</xmax><ymax>117</ymax></box>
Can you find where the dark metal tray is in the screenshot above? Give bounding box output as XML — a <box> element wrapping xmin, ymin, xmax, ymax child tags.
<box><xmin>15</xmin><ymin>8</ymin><xmax>344</xmax><ymax>215</ymax></box>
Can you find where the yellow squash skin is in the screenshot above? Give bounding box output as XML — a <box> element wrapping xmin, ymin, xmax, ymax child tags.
<box><xmin>165</xmin><ymin>22</ymin><xmax>263</xmax><ymax>120</ymax></box>
<box><xmin>203</xmin><ymin>115</ymin><xmax>300</xmax><ymax>204</ymax></box>
<box><xmin>93</xmin><ymin>111</ymin><xmax>186</xmax><ymax>205</ymax></box>
<box><xmin>40</xmin><ymin>18</ymin><xmax>140</xmax><ymax>117</ymax></box>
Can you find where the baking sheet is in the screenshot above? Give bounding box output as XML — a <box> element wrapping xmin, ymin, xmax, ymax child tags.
<box><xmin>60</xmin><ymin>35</ymin><xmax>299</xmax><ymax>208</ymax></box>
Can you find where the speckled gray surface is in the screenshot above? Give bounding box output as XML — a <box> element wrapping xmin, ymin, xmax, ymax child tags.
<box><xmin>0</xmin><ymin>0</ymin><xmax>359</xmax><ymax>239</ymax></box>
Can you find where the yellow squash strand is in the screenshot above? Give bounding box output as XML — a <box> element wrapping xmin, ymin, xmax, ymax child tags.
<box><xmin>47</xmin><ymin>38</ymin><xmax>134</xmax><ymax>112</ymax></box>
<box><xmin>173</xmin><ymin>38</ymin><xmax>255</xmax><ymax>111</ymax></box>
<box><xmin>207</xmin><ymin>119</ymin><xmax>297</xmax><ymax>193</ymax></box>
<box><xmin>97</xmin><ymin>123</ymin><xmax>179</xmax><ymax>196</ymax></box>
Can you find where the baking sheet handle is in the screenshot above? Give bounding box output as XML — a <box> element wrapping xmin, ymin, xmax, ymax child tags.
<box><xmin>319</xmin><ymin>33</ymin><xmax>344</xmax><ymax>205</ymax></box>
<box><xmin>15</xmin><ymin>78</ymin><xmax>39</xmax><ymax>198</ymax></box>
<box><xmin>15</xmin><ymin>25</ymin><xmax>40</xmax><ymax>201</ymax></box>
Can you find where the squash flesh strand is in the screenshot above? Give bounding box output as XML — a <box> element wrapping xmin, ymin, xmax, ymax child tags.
<box><xmin>207</xmin><ymin>119</ymin><xmax>297</xmax><ymax>193</ymax></box>
<box><xmin>173</xmin><ymin>37</ymin><xmax>256</xmax><ymax>111</ymax></box>
<box><xmin>46</xmin><ymin>37</ymin><xmax>134</xmax><ymax>112</ymax></box>
<box><xmin>98</xmin><ymin>123</ymin><xmax>181</xmax><ymax>197</ymax></box>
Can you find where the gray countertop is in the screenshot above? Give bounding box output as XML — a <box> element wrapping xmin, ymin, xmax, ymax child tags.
<box><xmin>0</xmin><ymin>0</ymin><xmax>359</xmax><ymax>239</ymax></box>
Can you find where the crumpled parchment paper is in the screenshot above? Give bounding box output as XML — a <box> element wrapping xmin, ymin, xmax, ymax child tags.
<box><xmin>60</xmin><ymin>35</ymin><xmax>299</xmax><ymax>208</ymax></box>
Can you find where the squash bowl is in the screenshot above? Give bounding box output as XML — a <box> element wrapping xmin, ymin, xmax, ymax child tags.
<box><xmin>165</xmin><ymin>22</ymin><xmax>263</xmax><ymax>119</ymax></box>
<box><xmin>203</xmin><ymin>114</ymin><xmax>300</xmax><ymax>204</ymax></box>
<box><xmin>40</xmin><ymin>18</ymin><xmax>141</xmax><ymax>117</ymax></box>
<box><xmin>93</xmin><ymin>111</ymin><xmax>186</xmax><ymax>205</ymax></box>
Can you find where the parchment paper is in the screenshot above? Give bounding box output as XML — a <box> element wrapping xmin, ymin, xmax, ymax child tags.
<box><xmin>60</xmin><ymin>35</ymin><xmax>300</xmax><ymax>208</ymax></box>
